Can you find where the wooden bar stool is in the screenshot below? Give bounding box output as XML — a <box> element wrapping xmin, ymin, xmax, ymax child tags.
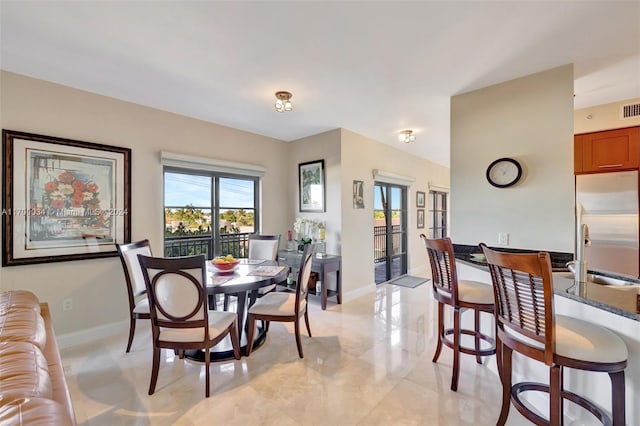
<box><xmin>481</xmin><ymin>244</ymin><xmax>628</xmax><ymax>426</ymax></box>
<box><xmin>420</xmin><ymin>235</ymin><xmax>496</xmax><ymax>391</ymax></box>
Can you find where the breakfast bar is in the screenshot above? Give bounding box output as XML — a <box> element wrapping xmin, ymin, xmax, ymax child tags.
<box><xmin>451</xmin><ymin>243</ymin><xmax>640</xmax><ymax>424</ymax></box>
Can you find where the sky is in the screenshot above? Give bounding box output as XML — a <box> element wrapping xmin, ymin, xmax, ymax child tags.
<box><xmin>164</xmin><ymin>173</ymin><xmax>254</xmax><ymax>208</ymax></box>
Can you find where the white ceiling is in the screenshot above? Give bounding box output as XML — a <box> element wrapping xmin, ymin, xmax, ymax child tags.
<box><xmin>1</xmin><ymin>1</ymin><xmax>639</xmax><ymax>167</ymax></box>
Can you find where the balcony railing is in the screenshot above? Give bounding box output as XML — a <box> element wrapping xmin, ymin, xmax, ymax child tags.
<box><xmin>374</xmin><ymin>225</ymin><xmax>401</xmax><ymax>263</ymax></box>
<box><xmin>164</xmin><ymin>232</ymin><xmax>251</xmax><ymax>259</ymax></box>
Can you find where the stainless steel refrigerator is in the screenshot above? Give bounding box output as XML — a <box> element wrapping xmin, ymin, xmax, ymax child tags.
<box><xmin>576</xmin><ymin>170</ymin><xmax>639</xmax><ymax>278</ymax></box>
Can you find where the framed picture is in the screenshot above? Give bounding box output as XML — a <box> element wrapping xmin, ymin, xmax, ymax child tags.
<box><xmin>299</xmin><ymin>160</ymin><xmax>325</xmax><ymax>212</ymax></box>
<box><xmin>353</xmin><ymin>180</ymin><xmax>364</xmax><ymax>209</ymax></box>
<box><xmin>416</xmin><ymin>191</ymin><xmax>425</xmax><ymax>208</ymax></box>
<box><xmin>417</xmin><ymin>209</ymin><xmax>425</xmax><ymax>229</ymax></box>
<box><xmin>2</xmin><ymin>130</ymin><xmax>131</xmax><ymax>266</ymax></box>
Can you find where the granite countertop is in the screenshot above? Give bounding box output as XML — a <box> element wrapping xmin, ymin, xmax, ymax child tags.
<box><xmin>453</xmin><ymin>244</ymin><xmax>640</xmax><ymax>321</ymax></box>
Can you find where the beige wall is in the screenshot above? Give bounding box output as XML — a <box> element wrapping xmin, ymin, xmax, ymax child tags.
<box><xmin>574</xmin><ymin>96</ymin><xmax>640</xmax><ymax>134</ymax></box>
<box><xmin>450</xmin><ymin>64</ymin><xmax>575</xmax><ymax>252</ymax></box>
<box><xmin>340</xmin><ymin>129</ymin><xmax>450</xmax><ymax>297</ymax></box>
<box><xmin>0</xmin><ymin>71</ymin><xmax>291</xmax><ymax>335</ymax></box>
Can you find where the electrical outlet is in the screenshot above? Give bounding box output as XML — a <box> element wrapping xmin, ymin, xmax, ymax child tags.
<box><xmin>62</xmin><ymin>298</ymin><xmax>73</xmax><ymax>312</ymax></box>
<box><xmin>498</xmin><ymin>232</ymin><xmax>509</xmax><ymax>245</ymax></box>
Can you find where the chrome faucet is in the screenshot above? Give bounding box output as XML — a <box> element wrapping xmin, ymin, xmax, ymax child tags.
<box><xmin>571</xmin><ymin>223</ymin><xmax>590</xmax><ymax>296</ymax></box>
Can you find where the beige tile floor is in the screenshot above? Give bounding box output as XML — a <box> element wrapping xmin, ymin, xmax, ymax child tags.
<box><xmin>61</xmin><ymin>281</ymin><xmax>534</xmax><ymax>425</ymax></box>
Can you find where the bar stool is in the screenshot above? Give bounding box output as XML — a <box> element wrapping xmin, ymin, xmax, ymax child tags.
<box><xmin>420</xmin><ymin>235</ymin><xmax>496</xmax><ymax>391</ymax></box>
<box><xmin>480</xmin><ymin>244</ymin><xmax>628</xmax><ymax>426</ymax></box>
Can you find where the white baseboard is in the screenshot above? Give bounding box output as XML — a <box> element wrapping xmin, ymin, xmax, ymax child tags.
<box><xmin>56</xmin><ymin>319</ymin><xmax>127</xmax><ymax>349</ymax></box>
<box><xmin>341</xmin><ymin>282</ymin><xmax>376</xmax><ymax>303</ymax></box>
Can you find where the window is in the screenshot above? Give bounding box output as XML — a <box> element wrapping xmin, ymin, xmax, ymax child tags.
<box><xmin>163</xmin><ymin>167</ymin><xmax>259</xmax><ymax>259</ymax></box>
<box><xmin>429</xmin><ymin>191</ymin><xmax>448</xmax><ymax>238</ymax></box>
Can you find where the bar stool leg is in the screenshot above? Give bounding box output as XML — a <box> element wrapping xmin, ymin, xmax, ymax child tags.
<box><xmin>432</xmin><ymin>302</ymin><xmax>444</xmax><ymax>363</ymax></box>
<box><xmin>609</xmin><ymin>370</ymin><xmax>625</xmax><ymax>426</ymax></box>
<box><xmin>451</xmin><ymin>307</ymin><xmax>461</xmax><ymax>391</ymax></box>
<box><xmin>549</xmin><ymin>364</ymin><xmax>563</xmax><ymax>426</ymax></box>
<box><xmin>498</xmin><ymin>344</ymin><xmax>512</xmax><ymax>426</ymax></box>
<box><xmin>474</xmin><ymin>309</ymin><xmax>482</xmax><ymax>364</ymax></box>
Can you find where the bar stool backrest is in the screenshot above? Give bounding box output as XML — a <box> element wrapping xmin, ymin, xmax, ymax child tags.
<box><xmin>420</xmin><ymin>235</ymin><xmax>459</xmax><ymax>303</ymax></box>
<box><xmin>480</xmin><ymin>243</ymin><xmax>555</xmax><ymax>366</ymax></box>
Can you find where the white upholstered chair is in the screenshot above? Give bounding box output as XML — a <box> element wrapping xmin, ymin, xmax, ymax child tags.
<box><xmin>246</xmin><ymin>243</ymin><xmax>313</xmax><ymax>358</ymax></box>
<box><xmin>137</xmin><ymin>254</ymin><xmax>240</xmax><ymax>397</ymax></box>
<box><xmin>116</xmin><ymin>239</ymin><xmax>152</xmax><ymax>353</ymax></box>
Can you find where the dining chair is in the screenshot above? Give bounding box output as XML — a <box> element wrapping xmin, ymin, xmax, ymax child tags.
<box><xmin>480</xmin><ymin>243</ymin><xmax>628</xmax><ymax>425</ymax></box>
<box><xmin>245</xmin><ymin>243</ymin><xmax>313</xmax><ymax>358</ymax></box>
<box><xmin>137</xmin><ymin>254</ymin><xmax>240</xmax><ymax>397</ymax></box>
<box><xmin>420</xmin><ymin>235</ymin><xmax>496</xmax><ymax>391</ymax></box>
<box><xmin>223</xmin><ymin>234</ymin><xmax>281</xmax><ymax>310</ymax></box>
<box><xmin>116</xmin><ymin>239</ymin><xmax>152</xmax><ymax>353</ymax></box>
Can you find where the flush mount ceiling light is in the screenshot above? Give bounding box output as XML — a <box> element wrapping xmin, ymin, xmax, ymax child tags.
<box><xmin>274</xmin><ymin>91</ymin><xmax>293</xmax><ymax>113</ymax></box>
<box><xmin>399</xmin><ymin>130</ymin><xmax>416</xmax><ymax>144</ymax></box>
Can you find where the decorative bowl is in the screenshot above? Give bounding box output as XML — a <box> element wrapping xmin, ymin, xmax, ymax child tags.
<box><xmin>211</xmin><ymin>259</ymin><xmax>240</xmax><ymax>271</ymax></box>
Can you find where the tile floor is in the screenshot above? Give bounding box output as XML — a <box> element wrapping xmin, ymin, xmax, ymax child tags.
<box><xmin>62</xmin><ymin>281</ymin><xmax>536</xmax><ymax>425</ymax></box>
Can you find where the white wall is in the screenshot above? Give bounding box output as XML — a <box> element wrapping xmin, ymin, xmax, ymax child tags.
<box><xmin>340</xmin><ymin>129</ymin><xmax>450</xmax><ymax>299</ymax></box>
<box><xmin>0</xmin><ymin>71</ymin><xmax>291</xmax><ymax>335</ymax></box>
<box><xmin>574</xmin><ymin>96</ymin><xmax>640</xmax><ymax>134</ymax></box>
<box><xmin>450</xmin><ymin>65</ymin><xmax>575</xmax><ymax>252</ymax></box>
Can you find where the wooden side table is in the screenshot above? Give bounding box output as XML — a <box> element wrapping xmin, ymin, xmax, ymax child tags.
<box><xmin>278</xmin><ymin>250</ymin><xmax>342</xmax><ymax>310</ymax></box>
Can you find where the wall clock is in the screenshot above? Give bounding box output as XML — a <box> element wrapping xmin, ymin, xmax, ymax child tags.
<box><xmin>486</xmin><ymin>157</ymin><xmax>522</xmax><ymax>188</ymax></box>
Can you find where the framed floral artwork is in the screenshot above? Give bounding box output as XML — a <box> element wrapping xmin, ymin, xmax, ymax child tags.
<box><xmin>298</xmin><ymin>159</ymin><xmax>325</xmax><ymax>212</ymax></box>
<box><xmin>2</xmin><ymin>130</ymin><xmax>131</xmax><ymax>266</ymax></box>
<box><xmin>417</xmin><ymin>209</ymin><xmax>425</xmax><ymax>229</ymax></box>
<box><xmin>416</xmin><ymin>191</ymin><xmax>425</xmax><ymax>208</ymax></box>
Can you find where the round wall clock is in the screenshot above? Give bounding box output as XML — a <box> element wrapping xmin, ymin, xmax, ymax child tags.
<box><xmin>486</xmin><ymin>157</ymin><xmax>522</xmax><ymax>188</ymax></box>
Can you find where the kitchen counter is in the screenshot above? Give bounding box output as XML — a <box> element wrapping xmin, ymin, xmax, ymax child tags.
<box><xmin>453</xmin><ymin>244</ymin><xmax>640</xmax><ymax>321</ymax></box>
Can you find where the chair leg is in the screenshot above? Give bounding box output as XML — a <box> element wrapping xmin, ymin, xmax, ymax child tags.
<box><xmin>229</xmin><ymin>321</ymin><xmax>241</xmax><ymax>360</ymax></box>
<box><xmin>149</xmin><ymin>346</ymin><xmax>160</xmax><ymax>395</ymax></box>
<box><xmin>451</xmin><ymin>307</ymin><xmax>461</xmax><ymax>391</ymax></box>
<box><xmin>204</xmin><ymin>345</ymin><xmax>211</xmax><ymax>398</ymax></box>
<box><xmin>609</xmin><ymin>370</ymin><xmax>625</xmax><ymax>426</ymax></box>
<box><xmin>294</xmin><ymin>319</ymin><xmax>304</xmax><ymax>358</ymax></box>
<box><xmin>432</xmin><ymin>302</ymin><xmax>444</xmax><ymax>363</ymax></box>
<box><xmin>474</xmin><ymin>309</ymin><xmax>482</xmax><ymax>364</ymax></box>
<box><xmin>223</xmin><ymin>295</ymin><xmax>230</xmax><ymax>311</ymax></box>
<box><xmin>126</xmin><ymin>316</ymin><xmax>136</xmax><ymax>353</ymax></box>
<box><xmin>497</xmin><ymin>345</ymin><xmax>512</xmax><ymax>426</ymax></box>
<box><xmin>304</xmin><ymin>310</ymin><xmax>312</xmax><ymax>337</ymax></box>
<box><xmin>265</xmin><ymin>321</ymin><xmax>270</xmax><ymax>332</ymax></box>
<box><xmin>549</xmin><ymin>364</ymin><xmax>563</xmax><ymax>426</ymax></box>
<box><xmin>246</xmin><ymin>315</ymin><xmax>256</xmax><ymax>356</ymax></box>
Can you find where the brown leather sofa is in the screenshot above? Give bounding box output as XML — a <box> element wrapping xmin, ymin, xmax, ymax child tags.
<box><xmin>0</xmin><ymin>290</ymin><xmax>76</xmax><ymax>425</ymax></box>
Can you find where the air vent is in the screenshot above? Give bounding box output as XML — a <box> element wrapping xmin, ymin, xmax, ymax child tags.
<box><xmin>620</xmin><ymin>102</ymin><xmax>640</xmax><ymax>119</ymax></box>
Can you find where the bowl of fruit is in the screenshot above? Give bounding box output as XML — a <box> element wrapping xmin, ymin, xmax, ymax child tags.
<box><xmin>211</xmin><ymin>255</ymin><xmax>240</xmax><ymax>272</ymax></box>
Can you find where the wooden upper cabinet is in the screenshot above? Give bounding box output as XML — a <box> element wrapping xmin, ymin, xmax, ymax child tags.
<box><xmin>575</xmin><ymin>126</ymin><xmax>639</xmax><ymax>174</ymax></box>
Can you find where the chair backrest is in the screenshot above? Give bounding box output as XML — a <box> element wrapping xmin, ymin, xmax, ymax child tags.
<box><xmin>117</xmin><ymin>239</ymin><xmax>153</xmax><ymax>301</ymax></box>
<box><xmin>248</xmin><ymin>234</ymin><xmax>280</xmax><ymax>261</ymax></box>
<box><xmin>480</xmin><ymin>243</ymin><xmax>555</xmax><ymax>365</ymax></box>
<box><xmin>419</xmin><ymin>235</ymin><xmax>459</xmax><ymax>302</ymax></box>
<box><xmin>137</xmin><ymin>254</ymin><xmax>209</xmax><ymax>341</ymax></box>
<box><xmin>294</xmin><ymin>244</ymin><xmax>314</xmax><ymax>314</ymax></box>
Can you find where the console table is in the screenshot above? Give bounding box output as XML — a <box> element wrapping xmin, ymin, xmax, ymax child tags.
<box><xmin>277</xmin><ymin>250</ymin><xmax>342</xmax><ymax>310</ymax></box>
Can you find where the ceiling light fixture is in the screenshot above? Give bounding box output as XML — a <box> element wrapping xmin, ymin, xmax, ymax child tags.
<box><xmin>399</xmin><ymin>130</ymin><xmax>416</xmax><ymax>144</ymax></box>
<box><xmin>274</xmin><ymin>91</ymin><xmax>293</xmax><ymax>113</ymax></box>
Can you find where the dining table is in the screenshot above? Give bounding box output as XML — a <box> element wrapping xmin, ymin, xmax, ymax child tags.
<box><xmin>185</xmin><ymin>258</ymin><xmax>288</xmax><ymax>362</ymax></box>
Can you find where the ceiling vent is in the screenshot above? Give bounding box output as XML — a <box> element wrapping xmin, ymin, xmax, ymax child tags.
<box><xmin>620</xmin><ymin>102</ymin><xmax>640</xmax><ymax>120</ymax></box>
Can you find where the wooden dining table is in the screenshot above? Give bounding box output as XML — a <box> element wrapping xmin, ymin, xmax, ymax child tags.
<box><xmin>185</xmin><ymin>258</ymin><xmax>288</xmax><ymax>362</ymax></box>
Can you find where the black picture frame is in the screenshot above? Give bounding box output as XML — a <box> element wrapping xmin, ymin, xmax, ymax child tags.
<box><xmin>2</xmin><ymin>129</ymin><xmax>131</xmax><ymax>266</ymax></box>
<box><xmin>416</xmin><ymin>191</ymin><xmax>425</xmax><ymax>208</ymax></box>
<box><xmin>417</xmin><ymin>209</ymin><xmax>425</xmax><ymax>229</ymax></box>
<box><xmin>298</xmin><ymin>159</ymin><xmax>325</xmax><ymax>212</ymax></box>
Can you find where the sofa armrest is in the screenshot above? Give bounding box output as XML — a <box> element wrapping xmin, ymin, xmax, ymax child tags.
<box><xmin>40</xmin><ymin>303</ymin><xmax>76</xmax><ymax>425</ymax></box>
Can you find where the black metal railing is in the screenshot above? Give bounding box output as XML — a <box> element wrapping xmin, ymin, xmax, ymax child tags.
<box><xmin>164</xmin><ymin>232</ymin><xmax>251</xmax><ymax>259</ymax></box>
<box><xmin>374</xmin><ymin>225</ymin><xmax>402</xmax><ymax>263</ymax></box>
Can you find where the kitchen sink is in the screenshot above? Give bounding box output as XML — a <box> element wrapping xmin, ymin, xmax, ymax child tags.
<box><xmin>587</xmin><ymin>274</ymin><xmax>636</xmax><ymax>286</ymax></box>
